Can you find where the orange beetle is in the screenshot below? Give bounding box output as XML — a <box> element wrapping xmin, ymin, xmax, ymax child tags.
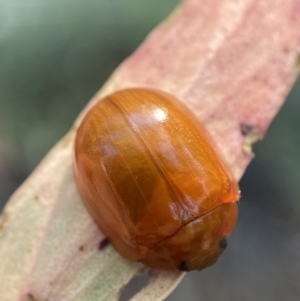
<box><xmin>74</xmin><ymin>88</ymin><xmax>240</xmax><ymax>271</ymax></box>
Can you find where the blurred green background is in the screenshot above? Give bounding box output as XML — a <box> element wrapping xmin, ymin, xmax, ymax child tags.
<box><xmin>0</xmin><ymin>1</ymin><xmax>300</xmax><ymax>300</ymax></box>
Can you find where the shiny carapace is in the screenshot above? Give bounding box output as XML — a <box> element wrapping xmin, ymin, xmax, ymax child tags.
<box><xmin>74</xmin><ymin>88</ymin><xmax>240</xmax><ymax>271</ymax></box>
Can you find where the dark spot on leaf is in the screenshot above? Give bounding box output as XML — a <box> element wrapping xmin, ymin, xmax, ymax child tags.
<box><xmin>99</xmin><ymin>238</ymin><xmax>109</xmax><ymax>250</ymax></box>
<box><xmin>240</xmin><ymin>123</ymin><xmax>254</xmax><ymax>136</ymax></box>
<box><xmin>177</xmin><ymin>261</ymin><xmax>189</xmax><ymax>271</ymax></box>
<box><xmin>26</xmin><ymin>294</ymin><xmax>38</xmax><ymax>301</ymax></box>
<box><xmin>240</xmin><ymin>123</ymin><xmax>263</xmax><ymax>155</ymax></box>
<box><xmin>79</xmin><ymin>245</ymin><xmax>84</xmax><ymax>251</ymax></box>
